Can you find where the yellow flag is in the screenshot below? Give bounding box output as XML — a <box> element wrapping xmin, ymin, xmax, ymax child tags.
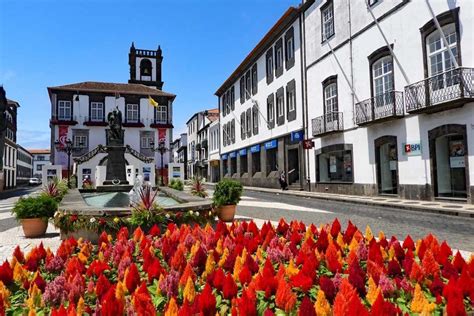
<box><xmin>148</xmin><ymin>96</ymin><xmax>158</xmax><ymax>107</ymax></box>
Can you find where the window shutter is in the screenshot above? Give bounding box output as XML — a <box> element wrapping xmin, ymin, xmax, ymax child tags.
<box><xmin>252</xmin><ymin>106</ymin><xmax>259</xmax><ymax>135</ymax></box>
<box><xmin>251</xmin><ymin>64</ymin><xmax>258</xmax><ymax>95</ymax></box>
<box><xmin>287</xmin><ymin>79</ymin><xmax>297</xmax><ymax>121</ymax></box>
<box><xmin>276</xmin><ymin>87</ymin><xmax>285</xmax><ymax>126</ymax></box>
<box><xmin>231</xmin><ymin>119</ymin><xmax>235</xmax><ymax>143</ymax></box>
<box><xmin>246</xmin><ymin>108</ymin><xmax>252</xmax><ymax>138</ymax></box>
<box><xmin>241</xmin><ymin>112</ymin><xmax>246</xmax><ymax>140</ymax></box>
<box><xmin>267</xmin><ymin>93</ymin><xmax>275</xmax><ymax>129</ymax></box>
<box><xmin>285</xmin><ymin>27</ymin><xmax>295</xmax><ymax>70</ymax></box>
<box><xmin>275</xmin><ymin>38</ymin><xmax>284</xmax><ymax>78</ymax></box>
<box><xmin>240</xmin><ymin>78</ymin><xmax>245</xmax><ymax>104</ymax></box>
<box><xmin>266</xmin><ymin>48</ymin><xmax>274</xmax><ymax>85</ymax></box>
<box><xmin>231</xmin><ymin>86</ymin><xmax>235</xmax><ymax>110</ymax></box>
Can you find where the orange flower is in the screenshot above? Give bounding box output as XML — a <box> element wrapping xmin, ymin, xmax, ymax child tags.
<box><xmin>332</xmin><ymin>279</ymin><xmax>357</xmax><ymax>316</ymax></box>
<box><xmin>275</xmin><ymin>278</ymin><xmax>297</xmax><ymax>313</ymax></box>
<box><xmin>422</xmin><ymin>249</ymin><xmax>439</xmax><ymax>278</ymax></box>
<box><xmin>314</xmin><ymin>290</ymin><xmax>331</xmax><ymax>316</ymax></box>
<box><xmin>410</xmin><ymin>283</ymin><xmax>435</xmax><ymax>314</ymax></box>
<box><xmin>366</xmin><ymin>277</ymin><xmax>381</xmax><ymax>306</ymax></box>
<box><xmin>183</xmin><ymin>277</ymin><xmax>195</xmax><ymax>303</ymax></box>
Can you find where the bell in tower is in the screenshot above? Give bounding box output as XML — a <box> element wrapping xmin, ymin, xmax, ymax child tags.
<box><xmin>128</xmin><ymin>42</ymin><xmax>164</xmax><ymax>90</ymax></box>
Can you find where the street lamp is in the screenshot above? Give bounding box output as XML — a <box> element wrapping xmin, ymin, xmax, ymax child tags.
<box><xmin>54</xmin><ymin>138</ymin><xmax>78</xmax><ymax>188</ymax></box>
<box><xmin>150</xmin><ymin>140</ymin><xmax>168</xmax><ymax>186</ymax></box>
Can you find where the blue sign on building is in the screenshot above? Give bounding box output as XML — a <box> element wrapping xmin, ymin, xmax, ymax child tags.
<box><xmin>229</xmin><ymin>152</ymin><xmax>237</xmax><ymax>158</ymax></box>
<box><xmin>250</xmin><ymin>144</ymin><xmax>261</xmax><ymax>153</ymax></box>
<box><xmin>291</xmin><ymin>130</ymin><xmax>304</xmax><ymax>142</ymax></box>
<box><xmin>264</xmin><ymin>139</ymin><xmax>278</xmax><ymax>150</ymax></box>
<box><xmin>221</xmin><ymin>154</ymin><xmax>228</xmax><ymax>160</ymax></box>
<box><xmin>239</xmin><ymin>148</ymin><xmax>247</xmax><ymax>156</ymax></box>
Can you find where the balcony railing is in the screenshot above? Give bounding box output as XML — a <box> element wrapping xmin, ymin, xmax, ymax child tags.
<box><xmin>355</xmin><ymin>91</ymin><xmax>404</xmax><ymax>126</ymax></box>
<box><xmin>312</xmin><ymin>112</ymin><xmax>344</xmax><ymax>137</ymax></box>
<box><xmin>405</xmin><ymin>67</ymin><xmax>474</xmax><ymax>113</ymax></box>
<box><xmin>50</xmin><ymin>115</ymin><xmax>78</xmax><ymax>125</ymax></box>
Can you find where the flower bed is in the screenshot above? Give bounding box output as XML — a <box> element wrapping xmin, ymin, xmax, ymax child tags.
<box><xmin>0</xmin><ymin>218</ymin><xmax>473</xmax><ymax>315</ymax></box>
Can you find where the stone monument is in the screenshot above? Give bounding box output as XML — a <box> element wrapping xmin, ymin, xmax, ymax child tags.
<box><xmin>99</xmin><ymin>107</ymin><xmax>131</xmax><ymax>191</ymax></box>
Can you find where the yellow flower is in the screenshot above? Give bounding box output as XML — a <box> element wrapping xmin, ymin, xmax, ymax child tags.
<box><xmin>77</xmin><ymin>297</ymin><xmax>85</xmax><ymax>315</ymax></box>
<box><xmin>190</xmin><ymin>241</ymin><xmax>201</xmax><ymax>257</ymax></box>
<box><xmin>286</xmin><ymin>259</ymin><xmax>299</xmax><ymax>277</ymax></box>
<box><xmin>366</xmin><ymin>277</ymin><xmax>381</xmax><ymax>306</ymax></box>
<box><xmin>115</xmin><ymin>281</ymin><xmax>126</xmax><ymax>302</ymax></box>
<box><xmin>365</xmin><ymin>225</ymin><xmax>373</xmax><ymax>241</ymax></box>
<box><xmin>113</xmin><ymin>217</ymin><xmax>120</xmax><ymax>224</ymax></box>
<box><xmin>26</xmin><ymin>283</ymin><xmax>43</xmax><ymax>310</ymax></box>
<box><xmin>315</xmin><ymin>290</ymin><xmax>331</xmax><ymax>316</ymax></box>
<box><xmin>388</xmin><ymin>246</ymin><xmax>395</xmax><ymax>261</ymax></box>
<box><xmin>0</xmin><ymin>281</ymin><xmax>10</xmax><ymax>308</ymax></box>
<box><xmin>348</xmin><ymin>237</ymin><xmax>359</xmax><ymax>253</ymax></box>
<box><xmin>28</xmin><ymin>308</ymin><xmax>36</xmax><ymax>316</ymax></box>
<box><xmin>411</xmin><ymin>284</ymin><xmax>435</xmax><ymax>314</ymax></box>
<box><xmin>215</xmin><ymin>238</ymin><xmax>223</xmax><ymax>255</ymax></box>
<box><xmin>256</xmin><ymin>247</ymin><xmax>264</xmax><ymax>263</ymax></box>
<box><xmin>378</xmin><ymin>231</ymin><xmax>385</xmax><ymax>242</ymax></box>
<box><xmin>165</xmin><ymin>297</ymin><xmax>178</xmax><ymax>316</ymax></box>
<box><xmin>183</xmin><ymin>277</ymin><xmax>196</xmax><ymax>303</ymax></box>
<box><xmin>336</xmin><ymin>232</ymin><xmax>345</xmax><ymax>249</ymax></box>
<box><xmin>233</xmin><ymin>255</ymin><xmax>244</xmax><ymax>281</ymax></box>
<box><xmin>218</xmin><ymin>248</ymin><xmax>229</xmax><ymax>267</ymax></box>
<box><xmin>203</xmin><ymin>252</ymin><xmax>215</xmax><ymax>280</ymax></box>
<box><xmin>13</xmin><ymin>262</ymin><xmax>28</xmax><ymax>284</ymax></box>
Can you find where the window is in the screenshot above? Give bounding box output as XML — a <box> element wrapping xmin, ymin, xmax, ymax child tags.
<box><xmin>426</xmin><ymin>23</ymin><xmax>458</xmax><ymax>88</ymax></box>
<box><xmin>240</xmin><ymin>77</ymin><xmax>245</xmax><ymax>104</ymax></box>
<box><xmin>141</xmin><ymin>136</ymin><xmax>154</xmax><ymax>148</ymax></box>
<box><xmin>251</xmin><ymin>64</ymin><xmax>258</xmax><ymax>95</ymax></box>
<box><xmin>285</xmin><ymin>27</ymin><xmax>295</xmax><ymax>70</ymax></box>
<box><xmin>246</xmin><ymin>109</ymin><xmax>252</xmax><ymax>137</ymax></box>
<box><xmin>37</xmin><ymin>164</ymin><xmax>43</xmax><ymax>171</ymax></box>
<box><xmin>252</xmin><ymin>106</ymin><xmax>259</xmax><ymax>135</ymax></box>
<box><xmin>140</xmin><ymin>59</ymin><xmax>152</xmax><ymax>77</ymax></box>
<box><xmin>126</xmin><ymin>104</ymin><xmax>139</xmax><ymax>122</ymax></box>
<box><xmin>241</xmin><ymin>112</ymin><xmax>246</xmax><ymax>140</ymax></box>
<box><xmin>321</xmin><ymin>1</ymin><xmax>335</xmax><ymax>41</ymax></box>
<box><xmin>230</xmin><ymin>86</ymin><xmax>235</xmax><ymax>110</ymax></box>
<box><xmin>90</xmin><ymin>102</ymin><xmax>104</xmax><ymax>121</ymax></box>
<box><xmin>368</xmin><ymin>0</ymin><xmax>379</xmax><ymax>5</ymax></box>
<box><xmin>317</xmin><ymin>145</ymin><xmax>353</xmax><ymax>183</ymax></box>
<box><xmin>230</xmin><ymin>157</ymin><xmax>237</xmax><ymax>175</ymax></box>
<box><xmin>156</xmin><ymin>105</ymin><xmax>167</xmax><ymax>123</ymax></box>
<box><xmin>223</xmin><ymin>159</ymin><xmax>229</xmax><ymax>175</ymax></box>
<box><xmin>267</xmin><ymin>94</ymin><xmax>275</xmax><ymax>129</ymax></box>
<box><xmin>240</xmin><ymin>155</ymin><xmax>248</xmax><ymax>175</ymax></box>
<box><xmin>57</xmin><ymin>100</ymin><xmax>72</xmax><ymax>120</ymax></box>
<box><xmin>323</xmin><ymin>76</ymin><xmax>338</xmax><ymax>123</ymax></box>
<box><xmin>372</xmin><ymin>56</ymin><xmax>394</xmax><ymax>106</ymax></box>
<box><xmin>286</xmin><ymin>37</ymin><xmax>294</xmax><ymax>61</ymax></box>
<box><xmin>73</xmin><ymin>135</ymin><xmax>87</xmax><ymax>148</ymax></box>
<box><xmin>252</xmin><ymin>152</ymin><xmax>261</xmax><ymax>175</ymax></box>
<box><xmin>266</xmin><ymin>148</ymin><xmax>278</xmax><ymax>175</ymax></box>
<box><xmin>287</xmin><ymin>88</ymin><xmax>295</xmax><ymax>112</ymax></box>
<box><xmin>277</xmin><ymin>94</ymin><xmax>284</xmax><ymax>118</ymax></box>
<box><xmin>266</xmin><ymin>48</ymin><xmax>274</xmax><ymax>84</ymax></box>
<box><xmin>276</xmin><ymin>47</ymin><xmax>283</xmax><ymax>70</ymax></box>
<box><xmin>245</xmin><ymin>71</ymin><xmax>251</xmax><ymax>100</ymax></box>
<box><xmin>231</xmin><ymin>119</ymin><xmax>235</xmax><ymax>144</ymax></box>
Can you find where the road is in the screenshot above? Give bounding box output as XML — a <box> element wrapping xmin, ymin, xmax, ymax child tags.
<box><xmin>233</xmin><ymin>189</ymin><xmax>474</xmax><ymax>253</ymax></box>
<box><xmin>0</xmin><ymin>186</ymin><xmax>39</xmax><ymax>233</ymax></box>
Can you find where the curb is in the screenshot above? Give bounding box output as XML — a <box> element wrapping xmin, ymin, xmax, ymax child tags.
<box><xmin>205</xmin><ymin>183</ymin><xmax>474</xmax><ymax>219</ymax></box>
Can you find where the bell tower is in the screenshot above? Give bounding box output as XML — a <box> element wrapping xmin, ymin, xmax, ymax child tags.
<box><xmin>128</xmin><ymin>42</ymin><xmax>164</xmax><ymax>89</ymax></box>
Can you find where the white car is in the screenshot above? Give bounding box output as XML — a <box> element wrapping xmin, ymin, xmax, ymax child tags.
<box><xmin>29</xmin><ymin>178</ymin><xmax>42</xmax><ymax>186</ymax></box>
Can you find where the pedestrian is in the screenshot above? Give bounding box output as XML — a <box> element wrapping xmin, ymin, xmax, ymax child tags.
<box><xmin>279</xmin><ymin>171</ymin><xmax>288</xmax><ymax>191</ymax></box>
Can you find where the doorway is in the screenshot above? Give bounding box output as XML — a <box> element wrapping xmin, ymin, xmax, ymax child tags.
<box><xmin>287</xmin><ymin>148</ymin><xmax>300</xmax><ymax>186</ymax></box>
<box><xmin>375</xmin><ymin>136</ymin><xmax>398</xmax><ymax>195</ymax></box>
<box><xmin>429</xmin><ymin>125</ymin><xmax>468</xmax><ymax>199</ymax></box>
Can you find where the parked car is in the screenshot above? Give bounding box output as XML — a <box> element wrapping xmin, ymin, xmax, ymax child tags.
<box><xmin>29</xmin><ymin>178</ymin><xmax>42</xmax><ymax>186</ymax></box>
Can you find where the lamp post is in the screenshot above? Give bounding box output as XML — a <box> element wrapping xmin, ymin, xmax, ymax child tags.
<box><xmin>150</xmin><ymin>140</ymin><xmax>168</xmax><ymax>186</ymax></box>
<box><xmin>54</xmin><ymin>138</ymin><xmax>76</xmax><ymax>188</ymax></box>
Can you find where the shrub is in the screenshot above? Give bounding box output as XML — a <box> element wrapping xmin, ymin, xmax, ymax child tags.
<box><xmin>168</xmin><ymin>179</ymin><xmax>184</xmax><ymax>191</ymax></box>
<box><xmin>42</xmin><ymin>177</ymin><xmax>68</xmax><ymax>201</ymax></box>
<box><xmin>191</xmin><ymin>177</ymin><xmax>208</xmax><ymax>198</ymax></box>
<box><xmin>212</xmin><ymin>179</ymin><xmax>243</xmax><ymax>208</ymax></box>
<box><xmin>12</xmin><ymin>195</ymin><xmax>58</xmax><ymax>220</ymax></box>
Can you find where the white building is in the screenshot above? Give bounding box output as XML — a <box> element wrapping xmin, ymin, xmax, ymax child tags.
<box><xmin>208</xmin><ymin>119</ymin><xmax>220</xmax><ymax>183</ymax></box>
<box><xmin>16</xmin><ymin>145</ymin><xmax>32</xmax><ymax>185</ymax></box>
<box><xmin>2</xmin><ymin>99</ymin><xmax>19</xmax><ymax>190</ymax></box>
<box><xmin>47</xmin><ymin>44</ymin><xmax>176</xmax><ymax>187</ymax></box>
<box><xmin>303</xmin><ymin>0</ymin><xmax>474</xmax><ymax>203</ymax></box>
<box><xmin>215</xmin><ymin>6</ymin><xmax>306</xmax><ymax>189</ymax></box>
<box><xmin>29</xmin><ymin>149</ymin><xmax>51</xmax><ymax>178</ymax></box>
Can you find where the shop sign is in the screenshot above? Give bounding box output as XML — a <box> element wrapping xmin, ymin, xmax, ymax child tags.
<box><xmin>250</xmin><ymin>144</ymin><xmax>260</xmax><ymax>153</ymax></box>
<box><xmin>264</xmin><ymin>139</ymin><xmax>278</xmax><ymax>150</ymax></box>
<box><xmin>449</xmin><ymin>140</ymin><xmax>465</xmax><ymax>168</ymax></box>
<box><xmin>303</xmin><ymin>140</ymin><xmax>314</xmax><ymax>149</ymax></box>
<box><xmin>221</xmin><ymin>154</ymin><xmax>228</xmax><ymax>160</ymax></box>
<box><xmin>229</xmin><ymin>152</ymin><xmax>237</xmax><ymax>158</ymax></box>
<box><xmin>291</xmin><ymin>130</ymin><xmax>304</xmax><ymax>142</ymax></box>
<box><xmin>239</xmin><ymin>148</ymin><xmax>247</xmax><ymax>156</ymax></box>
<box><xmin>403</xmin><ymin>142</ymin><xmax>422</xmax><ymax>156</ymax></box>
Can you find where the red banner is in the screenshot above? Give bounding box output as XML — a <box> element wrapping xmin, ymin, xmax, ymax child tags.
<box><xmin>58</xmin><ymin>125</ymin><xmax>69</xmax><ymax>149</ymax></box>
<box><xmin>158</xmin><ymin>128</ymin><xmax>166</xmax><ymax>143</ymax></box>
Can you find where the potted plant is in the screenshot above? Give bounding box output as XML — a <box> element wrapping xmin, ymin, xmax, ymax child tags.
<box><xmin>212</xmin><ymin>179</ymin><xmax>243</xmax><ymax>222</ymax></box>
<box><xmin>130</xmin><ymin>184</ymin><xmax>166</xmax><ymax>233</ymax></box>
<box><xmin>12</xmin><ymin>195</ymin><xmax>58</xmax><ymax>238</ymax></box>
<box><xmin>191</xmin><ymin>176</ymin><xmax>208</xmax><ymax>198</ymax></box>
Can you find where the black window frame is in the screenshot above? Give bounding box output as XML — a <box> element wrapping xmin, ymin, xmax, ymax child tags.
<box><xmin>251</xmin><ymin>64</ymin><xmax>258</xmax><ymax>95</ymax></box>
<box><xmin>252</xmin><ymin>151</ymin><xmax>261</xmax><ymax>175</ymax></box>
<box><xmin>275</xmin><ymin>38</ymin><xmax>284</xmax><ymax>78</ymax></box>
<box><xmin>276</xmin><ymin>87</ymin><xmax>285</xmax><ymax>126</ymax></box>
<box><xmin>240</xmin><ymin>154</ymin><xmax>248</xmax><ymax>176</ymax></box>
<box><xmin>252</xmin><ymin>105</ymin><xmax>259</xmax><ymax>135</ymax></box>
<box><xmin>267</xmin><ymin>93</ymin><xmax>275</xmax><ymax>129</ymax></box>
<box><xmin>245</xmin><ymin>70</ymin><xmax>251</xmax><ymax>100</ymax></box>
<box><xmin>266</xmin><ymin>147</ymin><xmax>278</xmax><ymax>175</ymax></box>
<box><xmin>286</xmin><ymin>79</ymin><xmax>297</xmax><ymax>121</ymax></box>
<box><xmin>246</xmin><ymin>108</ymin><xmax>252</xmax><ymax>138</ymax></box>
<box><xmin>315</xmin><ymin>144</ymin><xmax>354</xmax><ymax>183</ymax></box>
<box><xmin>285</xmin><ymin>27</ymin><xmax>295</xmax><ymax>70</ymax></box>
<box><xmin>240</xmin><ymin>112</ymin><xmax>246</xmax><ymax>140</ymax></box>
<box><xmin>266</xmin><ymin>47</ymin><xmax>274</xmax><ymax>84</ymax></box>
<box><xmin>240</xmin><ymin>77</ymin><xmax>245</xmax><ymax>104</ymax></box>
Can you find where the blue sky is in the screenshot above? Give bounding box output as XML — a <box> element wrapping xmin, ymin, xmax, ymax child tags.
<box><xmin>0</xmin><ymin>0</ymin><xmax>299</xmax><ymax>149</ymax></box>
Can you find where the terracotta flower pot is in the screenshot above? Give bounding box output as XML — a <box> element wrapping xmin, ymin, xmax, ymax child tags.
<box><xmin>21</xmin><ymin>218</ymin><xmax>48</xmax><ymax>238</ymax></box>
<box><xmin>218</xmin><ymin>204</ymin><xmax>236</xmax><ymax>222</ymax></box>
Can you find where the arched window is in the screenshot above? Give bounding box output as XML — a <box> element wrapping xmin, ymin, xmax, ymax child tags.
<box><xmin>372</xmin><ymin>55</ymin><xmax>393</xmax><ymax>107</ymax></box>
<box><xmin>140</xmin><ymin>59</ymin><xmax>152</xmax><ymax>77</ymax></box>
<box><xmin>322</xmin><ymin>75</ymin><xmax>338</xmax><ymax>123</ymax></box>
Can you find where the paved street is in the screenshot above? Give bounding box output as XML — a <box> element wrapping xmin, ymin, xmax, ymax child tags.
<box><xmin>234</xmin><ymin>189</ymin><xmax>474</xmax><ymax>253</ymax></box>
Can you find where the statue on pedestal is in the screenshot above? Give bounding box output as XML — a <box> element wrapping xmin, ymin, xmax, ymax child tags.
<box><xmin>107</xmin><ymin>106</ymin><xmax>123</xmax><ymax>145</ymax></box>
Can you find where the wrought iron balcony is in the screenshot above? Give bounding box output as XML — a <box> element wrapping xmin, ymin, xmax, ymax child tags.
<box><xmin>355</xmin><ymin>91</ymin><xmax>404</xmax><ymax>126</ymax></box>
<box><xmin>312</xmin><ymin>112</ymin><xmax>344</xmax><ymax>137</ymax></box>
<box><xmin>404</xmin><ymin>67</ymin><xmax>474</xmax><ymax>114</ymax></box>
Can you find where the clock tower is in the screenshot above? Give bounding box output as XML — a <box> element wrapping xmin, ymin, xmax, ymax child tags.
<box><xmin>128</xmin><ymin>42</ymin><xmax>164</xmax><ymax>89</ymax></box>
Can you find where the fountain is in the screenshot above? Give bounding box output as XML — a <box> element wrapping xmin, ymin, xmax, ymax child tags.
<box><xmin>97</xmin><ymin>107</ymin><xmax>133</xmax><ymax>192</ymax></box>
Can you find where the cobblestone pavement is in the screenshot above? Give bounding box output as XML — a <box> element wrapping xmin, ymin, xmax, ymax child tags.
<box><xmin>234</xmin><ymin>190</ymin><xmax>474</xmax><ymax>253</ymax></box>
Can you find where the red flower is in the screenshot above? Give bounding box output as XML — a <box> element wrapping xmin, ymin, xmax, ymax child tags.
<box><xmin>325</xmin><ymin>242</ymin><xmax>342</xmax><ymax>274</ymax></box>
<box><xmin>443</xmin><ymin>277</ymin><xmax>467</xmax><ymax>316</ymax></box>
<box><xmin>453</xmin><ymin>251</ymin><xmax>467</xmax><ymax>273</ymax></box>
<box><xmin>315</xmin><ymin>229</ymin><xmax>329</xmax><ymax>252</ymax></box>
<box><xmin>125</xmin><ymin>263</ymin><xmax>140</xmax><ymax>293</ymax></box>
<box><xmin>255</xmin><ymin>259</ymin><xmax>278</xmax><ymax>298</ymax></box>
<box><xmin>96</xmin><ymin>274</ymin><xmax>111</xmax><ymax>299</ymax></box>
<box><xmin>422</xmin><ymin>249</ymin><xmax>439</xmax><ymax>277</ymax></box>
<box><xmin>348</xmin><ymin>261</ymin><xmax>366</xmax><ymax>296</ymax></box>
<box><xmin>402</xmin><ymin>235</ymin><xmax>415</xmax><ymax>250</ymax></box>
<box><xmin>199</xmin><ymin>283</ymin><xmax>216</xmax><ymax>316</ymax></box>
<box><xmin>70</xmin><ymin>214</ymin><xmax>78</xmax><ymax>222</ymax></box>
<box><xmin>149</xmin><ymin>224</ymin><xmax>161</xmax><ymax>237</ymax></box>
<box><xmin>239</xmin><ymin>264</ymin><xmax>252</xmax><ymax>285</ymax></box>
<box><xmin>330</xmin><ymin>218</ymin><xmax>341</xmax><ymax>238</ymax></box>
<box><xmin>387</xmin><ymin>259</ymin><xmax>402</xmax><ymax>278</ymax></box>
<box><xmin>276</xmin><ymin>219</ymin><xmax>289</xmax><ymax>235</ymax></box>
<box><xmin>343</xmin><ymin>220</ymin><xmax>358</xmax><ymax>244</ymax></box>
<box><xmin>147</xmin><ymin>258</ymin><xmax>163</xmax><ymax>282</ymax></box>
<box><xmin>51</xmin><ymin>305</ymin><xmax>67</xmax><ymax>316</ymax></box>
<box><xmin>98</xmin><ymin>231</ymin><xmax>109</xmax><ymax>246</ymax></box>
<box><xmin>133</xmin><ymin>282</ymin><xmax>155</xmax><ymax>315</ymax></box>
<box><xmin>319</xmin><ymin>276</ymin><xmax>336</xmax><ymax>303</ymax></box>
<box><xmin>222</xmin><ymin>273</ymin><xmax>238</xmax><ymax>299</ymax></box>
<box><xmin>0</xmin><ymin>260</ymin><xmax>13</xmax><ymax>285</ymax></box>
<box><xmin>33</xmin><ymin>272</ymin><xmax>46</xmax><ymax>292</ymax></box>
<box><xmin>100</xmin><ymin>285</ymin><xmax>124</xmax><ymax>316</ymax></box>
<box><xmin>235</xmin><ymin>288</ymin><xmax>257</xmax><ymax>316</ymax></box>
<box><xmin>368</xmin><ymin>240</ymin><xmax>383</xmax><ymax>266</ymax></box>
<box><xmin>370</xmin><ymin>293</ymin><xmax>401</xmax><ymax>316</ymax></box>
<box><xmin>291</xmin><ymin>271</ymin><xmax>313</xmax><ymax>292</ymax></box>
<box><xmin>210</xmin><ymin>268</ymin><xmax>225</xmax><ymax>292</ymax></box>
<box><xmin>86</xmin><ymin>260</ymin><xmax>110</xmax><ymax>278</ymax></box>
<box><xmin>298</xmin><ymin>296</ymin><xmax>316</xmax><ymax>316</ymax></box>
<box><xmin>12</xmin><ymin>246</ymin><xmax>25</xmax><ymax>263</ymax></box>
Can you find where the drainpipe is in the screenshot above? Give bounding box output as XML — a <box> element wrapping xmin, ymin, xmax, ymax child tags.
<box><xmin>348</xmin><ymin>0</ymin><xmax>356</xmax><ymax>125</ymax></box>
<box><xmin>299</xmin><ymin>3</ymin><xmax>310</xmax><ymax>191</ymax></box>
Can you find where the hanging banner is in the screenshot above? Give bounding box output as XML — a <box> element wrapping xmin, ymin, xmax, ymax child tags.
<box><xmin>303</xmin><ymin>140</ymin><xmax>314</xmax><ymax>149</ymax></box>
<box><xmin>158</xmin><ymin>128</ymin><xmax>167</xmax><ymax>143</ymax></box>
<box><xmin>57</xmin><ymin>125</ymin><xmax>69</xmax><ymax>169</ymax></box>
